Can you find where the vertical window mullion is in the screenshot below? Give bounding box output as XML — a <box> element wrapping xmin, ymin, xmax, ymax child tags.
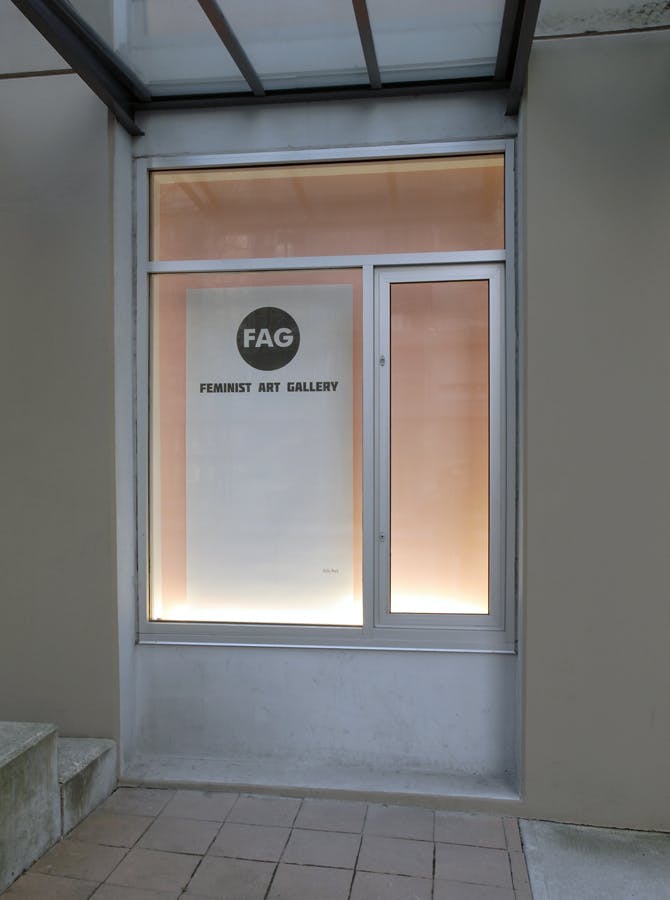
<box><xmin>488</xmin><ymin>267</ymin><xmax>506</xmax><ymax>624</ymax></box>
<box><xmin>374</xmin><ymin>270</ymin><xmax>392</xmax><ymax>626</ymax></box>
<box><xmin>361</xmin><ymin>264</ymin><xmax>376</xmax><ymax>638</ymax></box>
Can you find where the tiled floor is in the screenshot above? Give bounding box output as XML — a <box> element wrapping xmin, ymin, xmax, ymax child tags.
<box><xmin>2</xmin><ymin>788</ymin><xmax>532</xmax><ymax>899</ymax></box>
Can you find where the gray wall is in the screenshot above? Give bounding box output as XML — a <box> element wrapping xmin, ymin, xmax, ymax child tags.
<box><xmin>134</xmin><ymin>646</ymin><xmax>517</xmax><ymax>790</ymax></box>
<box><xmin>0</xmin><ymin>46</ymin><xmax>119</xmax><ymax>738</ymax></box>
<box><xmin>522</xmin><ymin>30</ymin><xmax>670</xmax><ymax>829</ymax></box>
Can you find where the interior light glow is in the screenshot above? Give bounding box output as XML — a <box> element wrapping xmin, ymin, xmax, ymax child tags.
<box><xmin>391</xmin><ymin>595</ymin><xmax>488</xmax><ymax>616</ymax></box>
<box><xmin>155</xmin><ymin>155</ymin><xmax>504</xmax><ymax>187</ymax></box>
<box><xmin>157</xmin><ymin>594</ymin><xmax>361</xmax><ymax>627</ymax></box>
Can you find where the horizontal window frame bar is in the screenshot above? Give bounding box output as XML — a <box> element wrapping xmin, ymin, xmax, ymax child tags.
<box><xmin>148</xmin><ymin>251</ymin><xmax>507</xmax><ymax>275</ymax></box>
<box><xmin>138</xmin><ymin>638</ymin><xmax>516</xmax><ymax>654</ymax></box>
<box><xmin>139</xmin><ymin>140</ymin><xmax>513</xmax><ymax>168</ymax></box>
<box><xmin>138</xmin><ymin>628</ymin><xmax>515</xmax><ymax>653</ymax></box>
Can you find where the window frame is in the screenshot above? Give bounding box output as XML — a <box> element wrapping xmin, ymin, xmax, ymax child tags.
<box><xmin>135</xmin><ymin>140</ymin><xmax>517</xmax><ymax>652</ymax></box>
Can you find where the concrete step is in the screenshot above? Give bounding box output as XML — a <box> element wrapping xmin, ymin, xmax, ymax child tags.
<box><xmin>57</xmin><ymin>737</ymin><xmax>117</xmax><ymax>835</ymax></box>
<box><xmin>0</xmin><ymin>722</ymin><xmax>60</xmax><ymax>893</ymax></box>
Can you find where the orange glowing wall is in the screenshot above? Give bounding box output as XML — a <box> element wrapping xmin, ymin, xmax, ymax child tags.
<box><xmin>151</xmin><ymin>156</ymin><xmax>504</xmax><ymax>262</ymax></box>
<box><xmin>390</xmin><ymin>281</ymin><xmax>490</xmax><ymax>615</ymax></box>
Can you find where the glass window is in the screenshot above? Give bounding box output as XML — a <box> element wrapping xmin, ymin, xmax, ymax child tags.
<box><xmin>151</xmin><ymin>156</ymin><xmax>505</xmax><ymax>260</ymax></box>
<box><xmin>390</xmin><ymin>280</ymin><xmax>489</xmax><ymax>615</ymax></box>
<box><xmin>150</xmin><ymin>270</ymin><xmax>363</xmax><ymax>626</ymax></box>
<box><xmin>142</xmin><ymin>151</ymin><xmax>512</xmax><ymax>648</ymax></box>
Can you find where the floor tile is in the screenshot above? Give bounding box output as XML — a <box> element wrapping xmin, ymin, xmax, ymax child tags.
<box><xmin>435</xmin><ymin>844</ymin><xmax>512</xmax><ymax>888</ymax></box>
<box><xmin>434</xmin><ymin>880</ymin><xmax>515</xmax><ymax>900</ymax></box>
<box><xmin>162</xmin><ymin>790</ymin><xmax>238</xmax><ymax>823</ymax></box>
<box><xmin>503</xmin><ymin>817</ymin><xmax>522</xmax><ymax>851</ymax></box>
<box><xmin>91</xmin><ymin>886</ymin><xmax>181</xmax><ymax>900</ymax></box>
<box><xmin>3</xmin><ymin>872</ymin><xmax>98</xmax><ymax>899</ymax></box>
<box><xmin>267</xmin><ymin>864</ymin><xmax>352</xmax><ymax>900</ymax></box>
<box><xmin>357</xmin><ymin>834</ymin><xmax>434</xmax><ymax>878</ymax></box>
<box><xmin>31</xmin><ymin>839</ymin><xmax>127</xmax><ymax>882</ymax></box>
<box><xmin>138</xmin><ymin>816</ymin><xmax>220</xmax><ymax>855</ymax></box>
<box><xmin>350</xmin><ymin>870</ymin><xmax>432</xmax><ymax>900</ymax></box>
<box><xmin>208</xmin><ymin>822</ymin><xmax>290</xmax><ymax>861</ymax></box>
<box><xmin>293</xmin><ymin>798</ymin><xmax>367</xmax><ymax>833</ymax></box>
<box><xmin>101</xmin><ymin>788</ymin><xmax>174</xmax><ymax>818</ymax></box>
<box><xmin>106</xmin><ymin>848</ymin><xmax>199</xmax><ymax>893</ymax></box>
<box><xmin>228</xmin><ymin>794</ymin><xmax>301</xmax><ymax>828</ymax></box>
<box><xmin>510</xmin><ymin>849</ymin><xmax>531</xmax><ymax>893</ymax></box>
<box><xmin>185</xmin><ymin>856</ymin><xmax>274</xmax><ymax>899</ymax></box>
<box><xmin>70</xmin><ymin>811</ymin><xmax>154</xmax><ymax>848</ymax></box>
<box><xmin>435</xmin><ymin>811</ymin><xmax>506</xmax><ymax>849</ymax></box>
<box><xmin>365</xmin><ymin>804</ymin><xmax>434</xmax><ymax>841</ymax></box>
<box><xmin>282</xmin><ymin>828</ymin><xmax>360</xmax><ymax>869</ymax></box>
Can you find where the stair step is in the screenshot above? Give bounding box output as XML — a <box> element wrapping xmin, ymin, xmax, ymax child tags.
<box><xmin>0</xmin><ymin>722</ymin><xmax>60</xmax><ymax>893</ymax></box>
<box><xmin>57</xmin><ymin>737</ymin><xmax>117</xmax><ymax>834</ymax></box>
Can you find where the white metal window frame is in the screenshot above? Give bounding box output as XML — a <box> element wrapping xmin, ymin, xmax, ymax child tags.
<box><xmin>374</xmin><ymin>264</ymin><xmax>506</xmax><ymax>634</ymax></box>
<box><xmin>135</xmin><ymin>139</ymin><xmax>517</xmax><ymax>652</ymax></box>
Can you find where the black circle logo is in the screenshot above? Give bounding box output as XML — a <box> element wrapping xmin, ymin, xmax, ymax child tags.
<box><xmin>236</xmin><ymin>307</ymin><xmax>300</xmax><ymax>371</ymax></box>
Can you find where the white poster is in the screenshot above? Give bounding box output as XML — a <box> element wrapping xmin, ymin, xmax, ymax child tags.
<box><xmin>185</xmin><ymin>284</ymin><xmax>358</xmax><ymax>625</ymax></box>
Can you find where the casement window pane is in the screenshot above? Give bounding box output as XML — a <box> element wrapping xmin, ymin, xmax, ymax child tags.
<box><xmin>150</xmin><ymin>270</ymin><xmax>363</xmax><ymax>626</ymax></box>
<box><xmin>151</xmin><ymin>155</ymin><xmax>505</xmax><ymax>261</ymax></box>
<box><xmin>390</xmin><ymin>280</ymin><xmax>489</xmax><ymax>615</ymax></box>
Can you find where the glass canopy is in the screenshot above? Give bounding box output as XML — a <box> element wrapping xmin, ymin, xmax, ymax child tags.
<box><xmin>11</xmin><ymin>0</ymin><xmax>541</xmax><ymax>131</ymax></box>
<box><xmin>67</xmin><ymin>0</ymin><xmax>505</xmax><ymax>94</ymax></box>
<box><xmin>368</xmin><ymin>0</ymin><xmax>503</xmax><ymax>83</ymax></box>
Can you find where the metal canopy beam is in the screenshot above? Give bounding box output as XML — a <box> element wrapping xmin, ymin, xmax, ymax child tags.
<box><xmin>352</xmin><ymin>0</ymin><xmax>382</xmax><ymax>89</ymax></box>
<box><xmin>134</xmin><ymin>77</ymin><xmax>506</xmax><ymax>113</ymax></box>
<box><xmin>10</xmin><ymin>0</ymin><xmax>148</xmax><ymax>136</ymax></box>
<box><xmin>495</xmin><ymin>0</ymin><xmax>522</xmax><ymax>81</ymax></box>
<box><xmin>506</xmin><ymin>0</ymin><xmax>541</xmax><ymax>114</ymax></box>
<box><xmin>196</xmin><ymin>0</ymin><xmax>265</xmax><ymax>97</ymax></box>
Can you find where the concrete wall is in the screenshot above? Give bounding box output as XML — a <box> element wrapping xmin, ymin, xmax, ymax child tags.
<box><xmin>522</xmin><ymin>30</ymin><xmax>670</xmax><ymax>829</ymax></box>
<box><xmin>135</xmin><ymin>646</ymin><xmax>517</xmax><ymax>789</ymax></box>
<box><xmin>0</xmin><ymin>9</ymin><xmax>119</xmax><ymax>740</ymax></box>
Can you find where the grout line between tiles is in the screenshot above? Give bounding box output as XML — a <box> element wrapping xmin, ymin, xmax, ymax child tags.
<box><xmin>262</xmin><ymin>859</ymin><xmax>280</xmax><ymax>899</ymax></box>
<box><xmin>261</xmin><ymin>795</ymin><xmax>304</xmax><ymax>900</ymax></box>
<box><xmin>180</xmin><ymin>805</ymin><xmax>231</xmax><ymax>894</ymax></box>
<box><xmin>346</xmin><ymin>801</ymin><xmax>369</xmax><ymax>900</ymax></box>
